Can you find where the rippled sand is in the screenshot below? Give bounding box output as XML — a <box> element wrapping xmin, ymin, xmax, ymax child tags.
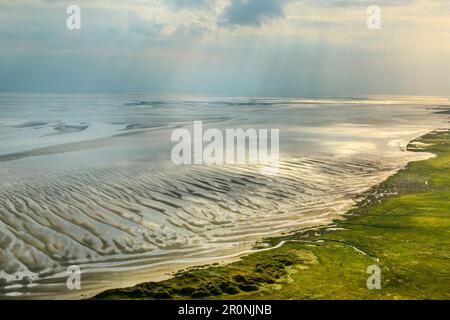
<box><xmin>0</xmin><ymin>94</ymin><xmax>448</xmax><ymax>298</ymax></box>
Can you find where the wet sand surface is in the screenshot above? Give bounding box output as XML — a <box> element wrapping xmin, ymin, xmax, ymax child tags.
<box><xmin>0</xmin><ymin>94</ymin><xmax>448</xmax><ymax>298</ymax></box>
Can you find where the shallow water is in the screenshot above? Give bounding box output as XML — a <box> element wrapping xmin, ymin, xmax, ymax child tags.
<box><xmin>0</xmin><ymin>93</ymin><xmax>448</xmax><ymax>298</ymax></box>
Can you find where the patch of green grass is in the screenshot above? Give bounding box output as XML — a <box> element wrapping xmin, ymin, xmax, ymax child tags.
<box><xmin>93</xmin><ymin>130</ymin><xmax>450</xmax><ymax>300</ymax></box>
<box><xmin>94</xmin><ymin>247</ymin><xmax>311</xmax><ymax>300</ymax></box>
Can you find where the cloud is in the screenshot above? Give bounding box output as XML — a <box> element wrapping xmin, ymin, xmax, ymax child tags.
<box><xmin>221</xmin><ymin>0</ymin><xmax>290</xmax><ymax>27</ymax></box>
<box><xmin>1</xmin><ymin>0</ymin><xmax>450</xmax><ymax>96</ymax></box>
<box><xmin>128</xmin><ymin>12</ymin><xmax>164</xmax><ymax>36</ymax></box>
<box><xmin>174</xmin><ymin>18</ymin><xmax>214</xmax><ymax>37</ymax></box>
<box><xmin>165</xmin><ymin>0</ymin><xmax>213</xmax><ymax>10</ymax></box>
<box><xmin>298</xmin><ymin>0</ymin><xmax>413</xmax><ymax>7</ymax></box>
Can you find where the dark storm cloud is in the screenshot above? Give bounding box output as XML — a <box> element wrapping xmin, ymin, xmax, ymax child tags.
<box><xmin>221</xmin><ymin>0</ymin><xmax>290</xmax><ymax>27</ymax></box>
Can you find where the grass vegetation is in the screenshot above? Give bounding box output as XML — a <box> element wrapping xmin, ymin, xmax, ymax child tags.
<box><xmin>94</xmin><ymin>130</ymin><xmax>450</xmax><ymax>300</ymax></box>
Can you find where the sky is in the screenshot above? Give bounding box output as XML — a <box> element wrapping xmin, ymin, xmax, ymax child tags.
<box><xmin>0</xmin><ymin>0</ymin><xmax>450</xmax><ymax>96</ymax></box>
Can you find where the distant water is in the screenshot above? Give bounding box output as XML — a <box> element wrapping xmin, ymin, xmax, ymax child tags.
<box><xmin>0</xmin><ymin>93</ymin><xmax>448</xmax><ymax>298</ymax></box>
